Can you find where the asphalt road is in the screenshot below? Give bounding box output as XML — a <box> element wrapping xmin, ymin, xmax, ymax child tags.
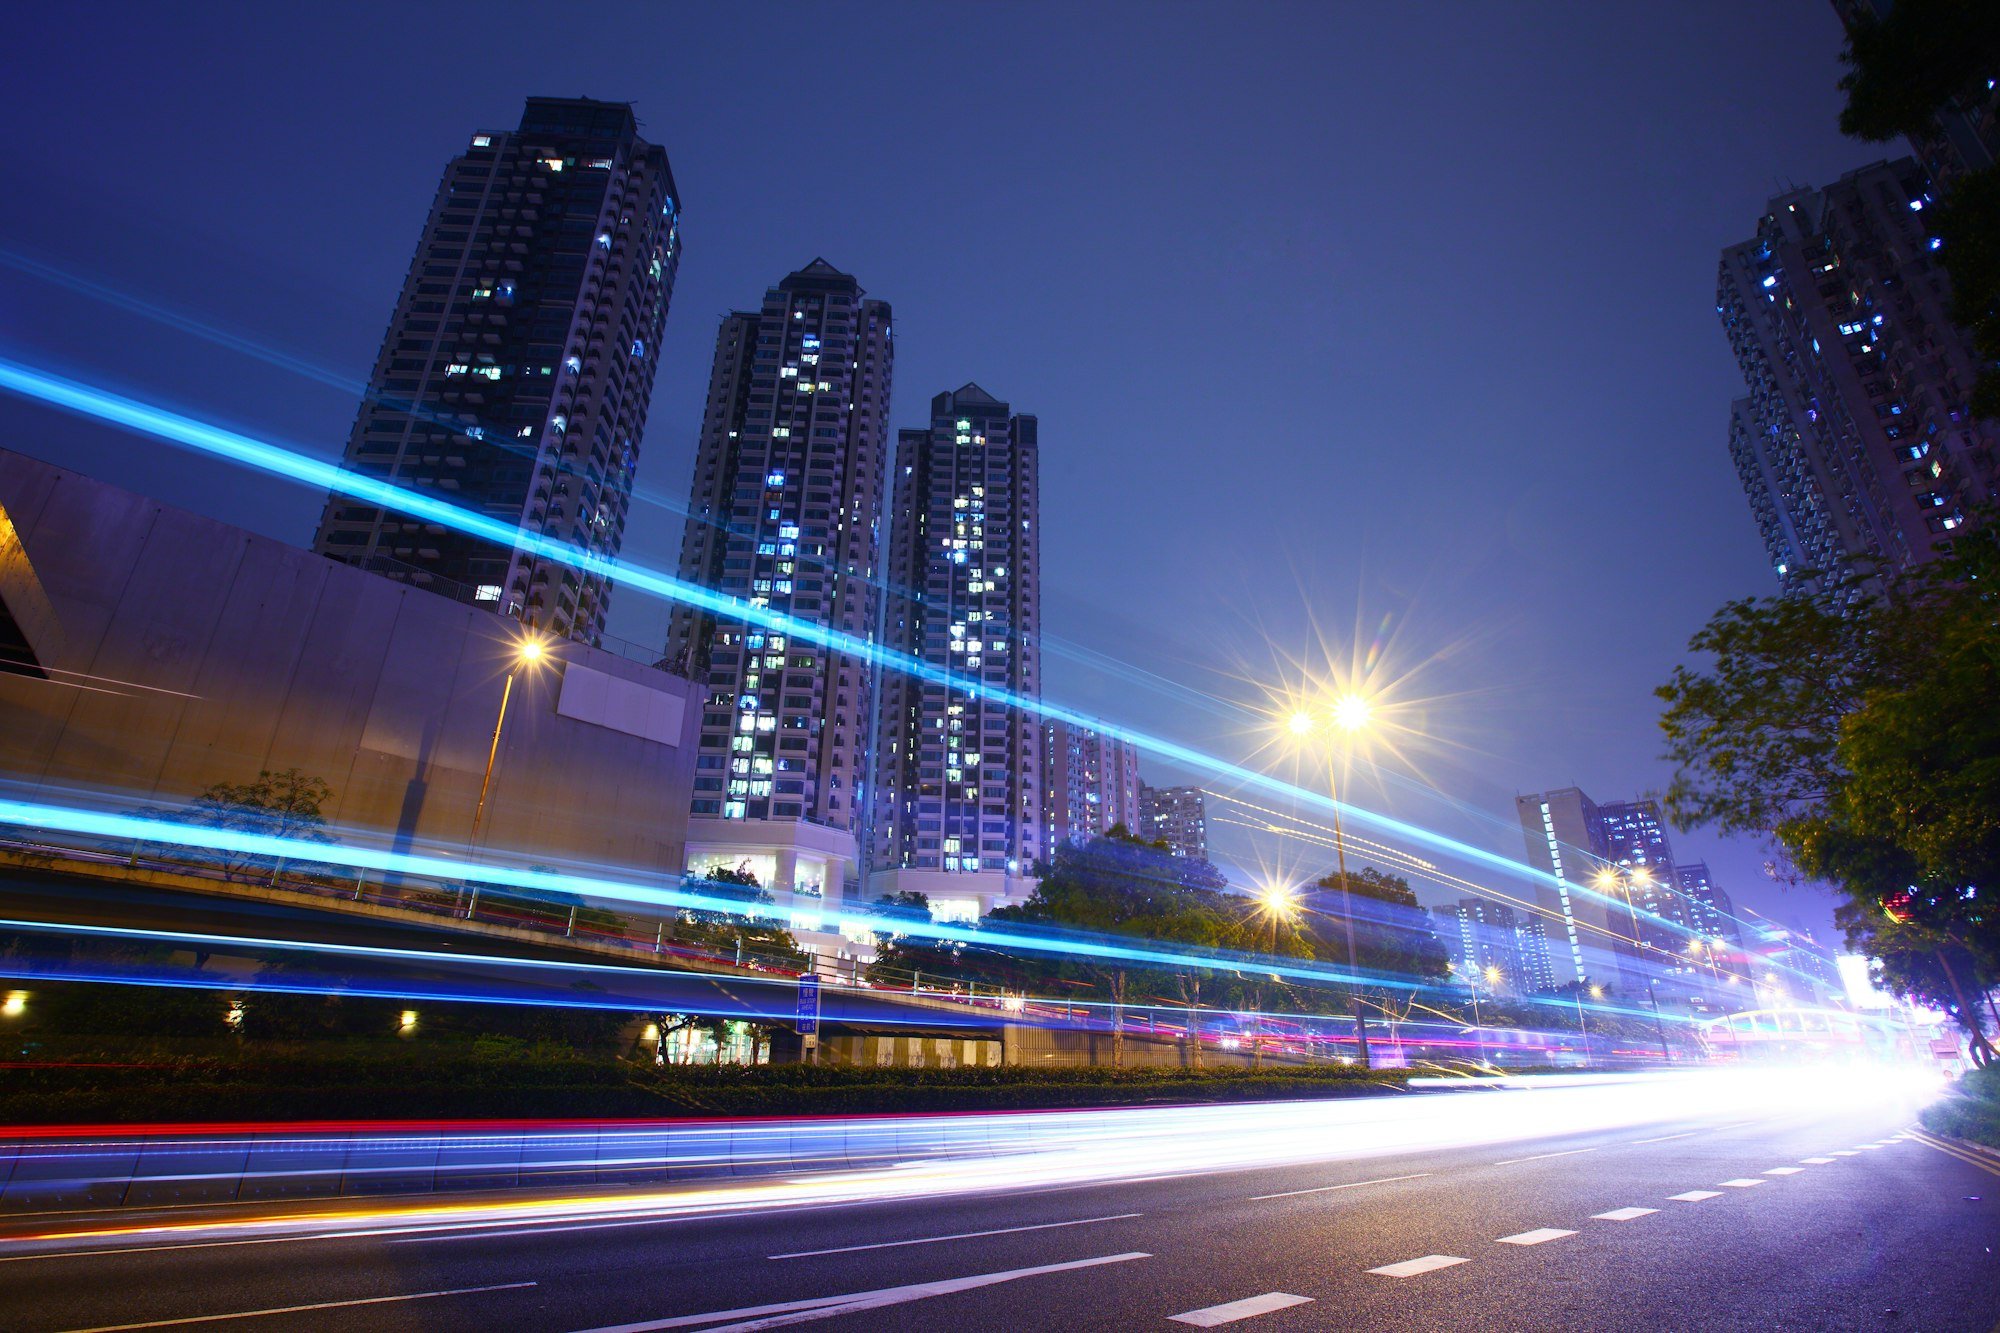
<box><xmin>1</xmin><ymin>1092</ymin><xmax>1995</xmax><ymax>1331</ymax></box>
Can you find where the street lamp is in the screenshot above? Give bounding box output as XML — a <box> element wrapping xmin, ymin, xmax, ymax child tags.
<box><xmin>1281</xmin><ymin>689</ymin><xmax>1376</xmax><ymax>1067</ymax></box>
<box><xmin>1250</xmin><ymin>883</ymin><xmax>1300</xmax><ymax>1067</ymax></box>
<box><xmin>464</xmin><ymin>632</ymin><xmax>550</xmax><ymax>916</ymax></box>
<box><xmin>1594</xmin><ymin>864</ymin><xmax>1675</xmax><ymax>1063</ymax></box>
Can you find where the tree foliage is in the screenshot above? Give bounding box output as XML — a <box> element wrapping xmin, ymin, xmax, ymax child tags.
<box><xmin>183</xmin><ymin>768</ymin><xmax>334</xmax><ymax>876</ymax></box>
<box><xmin>1658</xmin><ymin>530</ymin><xmax>2000</xmax><ymax>1060</ymax></box>
<box><xmin>1837</xmin><ymin>0</ymin><xmax>2000</xmax><ymax>418</ymax></box>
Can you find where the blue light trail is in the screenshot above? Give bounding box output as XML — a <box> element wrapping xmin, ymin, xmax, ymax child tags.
<box><xmin>0</xmin><ymin>355</ymin><xmax>1693</xmax><ymax>947</ymax></box>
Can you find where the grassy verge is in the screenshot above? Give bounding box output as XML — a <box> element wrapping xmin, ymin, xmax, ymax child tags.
<box><xmin>0</xmin><ymin>1040</ymin><xmax>1407</xmax><ymax>1125</ymax></box>
<box><xmin>1920</xmin><ymin>1064</ymin><xmax>2000</xmax><ymax>1149</ymax></box>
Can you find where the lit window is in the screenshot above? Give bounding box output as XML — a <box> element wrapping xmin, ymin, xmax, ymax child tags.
<box><xmin>475</xmin><ymin>584</ymin><xmax>502</xmax><ymax>602</ymax></box>
<box><xmin>565</xmin><ymin>355</ymin><xmax>581</xmax><ymax>373</ymax></box>
<box><xmin>472</xmin><ymin>135</ymin><xmax>492</xmax><ymax>148</ymax></box>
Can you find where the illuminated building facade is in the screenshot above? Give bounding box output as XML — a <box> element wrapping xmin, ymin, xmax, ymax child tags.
<box><xmin>1515</xmin><ymin>787</ymin><xmax>1647</xmax><ymax>992</ymax></box>
<box><xmin>1674</xmin><ymin>860</ymin><xmax>1743</xmax><ymax>950</ymax></box>
<box><xmin>1139</xmin><ymin>783</ymin><xmax>1209</xmax><ymax>862</ymax></box>
<box><xmin>664</xmin><ymin>261</ymin><xmax>894</xmax><ymax>919</ymax></box>
<box><xmin>1433</xmin><ymin>898</ymin><xmax>1527</xmax><ymax>995</ymax></box>
<box><xmin>1718</xmin><ymin>160</ymin><xmax>1999</xmax><ymax>595</ymax></box>
<box><xmin>313</xmin><ymin>97</ymin><xmax>680</xmax><ymax>643</ymax></box>
<box><xmin>872</xmin><ymin>386</ymin><xmax>1042</xmax><ymax>917</ymax></box>
<box><xmin>1044</xmin><ymin>721</ymin><xmax>1142</xmax><ymax>849</ymax></box>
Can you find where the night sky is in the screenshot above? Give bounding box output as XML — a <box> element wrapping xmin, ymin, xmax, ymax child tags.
<box><xmin>1</xmin><ymin>2</ymin><xmax>1885</xmax><ymax>941</ymax></box>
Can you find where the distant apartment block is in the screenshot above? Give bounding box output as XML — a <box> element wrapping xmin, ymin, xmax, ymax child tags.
<box><xmin>313</xmin><ymin>97</ymin><xmax>680</xmax><ymax>643</ymax></box>
<box><xmin>663</xmin><ymin>261</ymin><xmax>894</xmax><ymax>920</ymax></box>
<box><xmin>1139</xmin><ymin>783</ymin><xmax>1209</xmax><ymax>862</ymax></box>
<box><xmin>872</xmin><ymin>386</ymin><xmax>1042</xmax><ymax>917</ymax></box>
<box><xmin>1044</xmin><ymin>720</ymin><xmax>1141</xmax><ymax>850</ymax></box>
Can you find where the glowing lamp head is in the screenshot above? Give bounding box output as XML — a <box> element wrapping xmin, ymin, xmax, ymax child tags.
<box><xmin>1484</xmin><ymin>966</ymin><xmax>1501</xmax><ymax>984</ymax></box>
<box><xmin>1</xmin><ymin>990</ymin><xmax>25</xmax><ymax>1018</ymax></box>
<box><xmin>1628</xmin><ymin>866</ymin><xmax>1654</xmax><ymax>887</ymax></box>
<box><xmin>1256</xmin><ymin>884</ymin><xmax>1299</xmax><ymax>919</ymax></box>
<box><xmin>1330</xmin><ymin>692</ymin><xmax>1371</xmax><ymax>733</ymax></box>
<box><xmin>1589</xmin><ymin>985</ymin><xmax>1604</xmax><ymax>1000</ymax></box>
<box><xmin>516</xmin><ymin>637</ymin><xmax>547</xmax><ymax>664</ymax></box>
<box><xmin>1286</xmin><ymin>710</ymin><xmax>1316</xmax><ymax>738</ymax></box>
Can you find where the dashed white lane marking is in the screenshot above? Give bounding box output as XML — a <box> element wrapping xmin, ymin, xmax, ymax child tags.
<box><xmin>1718</xmin><ymin>1178</ymin><xmax>1765</xmax><ymax>1188</ymax></box>
<box><xmin>1856</xmin><ymin>1144</ymin><xmax>1885</xmax><ymax>1151</ymax></box>
<box><xmin>1168</xmin><ymin>1293</ymin><xmax>1314</xmax><ymax>1326</ymax></box>
<box><xmin>1801</xmin><ymin>1157</ymin><xmax>1837</xmax><ymax>1164</ymax></box>
<box><xmin>1631</xmin><ymin>1131</ymin><xmax>1698</xmax><ymax>1145</ymax></box>
<box><xmin>1496</xmin><ymin>1228</ymin><xmax>1576</xmax><ymax>1246</ymax></box>
<box><xmin>569</xmin><ymin>1252</ymin><xmax>1152</xmax><ymax>1332</ymax></box>
<box><xmin>1830</xmin><ymin>1150</ymin><xmax>1860</xmax><ymax>1157</ymax></box>
<box><xmin>60</xmin><ymin>1283</ymin><xmax>537</xmax><ymax>1333</ymax></box>
<box><xmin>1368</xmin><ymin>1255</ymin><xmax>1470</xmax><ymax>1278</ymax></box>
<box><xmin>1591</xmin><ymin>1207</ymin><xmax>1658</xmax><ymax>1222</ymax></box>
<box><xmin>1251</xmin><ymin>1173</ymin><xmax>1430</xmax><ymax>1201</ymax></box>
<box><xmin>1669</xmin><ymin>1191</ymin><xmax>1722</xmax><ymax>1202</ymax></box>
<box><xmin>1493</xmin><ymin>1148</ymin><xmax>1597</xmax><ymax>1166</ymax></box>
<box><xmin>769</xmin><ymin>1212</ymin><xmax>1141</xmax><ymax>1259</ymax></box>
<box><xmin>1762</xmin><ymin>1167</ymin><xmax>1804</xmax><ymax>1176</ymax></box>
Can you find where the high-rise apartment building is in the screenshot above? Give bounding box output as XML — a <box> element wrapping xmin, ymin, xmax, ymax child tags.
<box><xmin>1516</xmin><ymin>788</ymin><xmax>1648</xmax><ymax>992</ymax></box>
<box><xmin>313</xmin><ymin>97</ymin><xmax>680</xmax><ymax>642</ymax></box>
<box><xmin>1674</xmin><ymin>861</ymin><xmax>1743</xmax><ymax>950</ymax></box>
<box><xmin>1140</xmin><ymin>784</ymin><xmax>1209</xmax><ymax>862</ymax></box>
<box><xmin>872</xmin><ymin>386</ymin><xmax>1042</xmax><ymax>917</ymax></box>
<box><xmin>1044</xmin><ymin>720</ymin><xmax>1141</xmax><ymax>850</ymax></box>
<box><xmin>665</xmin><ymin>261</ymin><xmax>894</xmax><ymax>917</ymax></box>
<box><xmin>1432</xmin><ymin>898</ymin><xmax>1526</xmax><ymax>995</ymax></box>
<box><xmin>1596</xmin><ymin>798</ymin><xmax>1695</xmax><ymax>948</ymax></box>
<box><xmin>1718</xmin><ymin>160</ymin><xmax>1999</xmax><ymax>594</ymax></box>
<box><xmin>1514</xmin><ymin>918</ymin><xmax>1560</xmax><ymax>996</ymax></box>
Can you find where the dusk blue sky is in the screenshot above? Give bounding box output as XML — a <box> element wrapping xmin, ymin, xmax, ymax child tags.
<box><xmin>0</xmin><ymin>2</ymin><xmax>1886</xmax><ymax>942</ymax></box>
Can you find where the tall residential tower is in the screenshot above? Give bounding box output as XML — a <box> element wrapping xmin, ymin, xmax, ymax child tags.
<box><xmin>665</xmin><ymin>261</ymin><xmax>894</xmax><ymax>915</ymax></box>
<box><xmin>1044</xmin><ymin>721</ymin><xmax>1142</xmax><ymax>850</ymax></box>
<box><xmin>313</xmin><ymin>97</ymin><xmax>680</xmax><ymax>643</ymax></box>
<box><xmin>872</xmin><ymin>386</ymin><xmax>1042</xmax><ymax>917</ymax></box>
<box><xmin>1718</xmin><ymin>161</ymin><xmax>1998</xmax><ymax>594</ymax></box>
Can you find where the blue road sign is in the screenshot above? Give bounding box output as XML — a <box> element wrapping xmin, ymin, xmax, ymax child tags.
<box><xmin>796</xmin><ymin>973</ymin><xmax>822</xmax><ymax>1036</ymax></box>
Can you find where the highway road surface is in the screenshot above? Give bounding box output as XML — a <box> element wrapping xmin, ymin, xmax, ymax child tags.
<box><xmin>1</xmin><ymin>1076</ymin><xmax>1995</xmax><ymax>1331</ymax></box>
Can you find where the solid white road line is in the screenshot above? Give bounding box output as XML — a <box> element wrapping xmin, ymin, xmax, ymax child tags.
<box><xmin>1763</xmin><ymin>1167</ymin><xmax>1804</xmax><ymax>1176</ymax></box>
<box><xmin>1801</xmin><ymin>1157</ymin><xmax>1837</xmax><ymax>1164</ymax></box>
<box><xmin>1168</xmin><ymin>1293</ymin><xmax>1314</xmax><ymax>1326</ymax></box>
<box><xmin>1496</xmin><ymin>1228</ymin><xmax>1576</xmax><ymax>1246</ymax></box>
<box><xmin>769</xmin><ymin>1213</ymin><xmax>1140</xmax><ymax>1260</ymax></box>
<box><xmin>56</xmin><ymin>1283</ymin><xmax>536</xmax><ymax>1333</ymax></box>
<box><xmin>1718</xmin><ymin>1179</ymin><xmax>1765</xmax><ymax>1188</ymax></box>
<box><xmin>1493</xmin><ymin>1148</ymin><xmax>1596</xmax><ymax>1166</ymax></box>
<box><xmin>1591</xmin><ymin>1208</ymin><xmax>1658</xmax><ymax>1222</ymax></box>
<box><xmin>1668</xmin><ymin>1191</ymin><xmax>1722</xmax><ymax>1202</ymax></box>
<box><xmin>568</xmin><ymin>1252</ymin><xmax>1152</xmax><ymax>1332</ymax></box>
<box><xmin>1250</xmin><ymin>1173</ymin><xmax>1430</xmax><ymax>1201</ymax></box>
<box><xmin>1367</xmin><ymin>1255</ymin><xmax>1469</xmax><ymax>1278</ymax></box>
<box><xmin>1630</xmin><ymin>1131</ymin><xmax>1699</xmax><ymax>1145</ymax></box>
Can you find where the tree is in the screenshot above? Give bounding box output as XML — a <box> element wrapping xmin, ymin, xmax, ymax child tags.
<box><xmin>1837</xmin><ymin>0</ymin><xmax>2000</xmax><ymax>417</ymax></box>
<box><xmin>184</xmin><ymin>768</ymin><xmax>334</xmax><ymax>879</ymax></box>
<box><xmin>676</xmin><ymin>865</ymin><xmax>809</xmax><ymax>971</ymax></box>
<box><xmin>1658</xmin><ymin>532</ymin><xmax>2000</xmax><ymax>1060</ymax></box>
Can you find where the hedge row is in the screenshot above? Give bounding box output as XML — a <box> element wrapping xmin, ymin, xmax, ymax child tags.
<box><xmin>1921</xmin><ymin>1065</ymin><xmax>2000</xmax><ymax>1149</ymax></box>
<box><xmin>0</xmin><ymin>1042</ymin><xmax>1406</xmax><ymax>1125</ymax></box>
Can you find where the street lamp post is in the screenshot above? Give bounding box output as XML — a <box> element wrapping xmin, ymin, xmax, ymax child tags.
<box><xmin>1287</xmin><ymin>693</ymin><xmax>1375</xmax><ymax>1068</ymax></box>
<box><xmin>463</xmin><ymin>633</ymin><xmax>547</xmax><ymax>917</ymax></box>
<box><xmin>1594</xmin><ymin>863</ymin><xmax>1677</xmax><ymax>1065</ymax></box>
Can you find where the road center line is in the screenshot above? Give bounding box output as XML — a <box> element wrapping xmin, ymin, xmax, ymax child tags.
<box><xmin>1168</xmin><ymin>1292</ymin><xmax>1314</xmax><ymax>1326</ymax></box>
<box><xmin>1668</xmin><ymin>1191</ymin><xmax>1721</xmax><ymax>1202</ymax></box>
<box><xmin>55</xmin><ymin>1282</ymin><xmax>536</xmax><ymax>1333</ymax></box>
<box><xmin>1494</xmin><ymin>1148</ymin><xmax>1596</xmax><ymax>1166</ymax></box>
<box><xmin>769</xmin><ymin>1213</ymin><xmax>1140</xmax><ymax>1260</ymax></box>
<box><xmin>1718</xmin><ymin>1178</ymin><xmax>1765</xmax><ymax>1188</ymax></box>
<box><xmin>1800</xmin><ymin>1157</ymin><xmax>1837</xmax><ymax>1164</ymax></box>
<box><xmin>1367</xmin><ymin>1254</ymin><xmax>1469</xmax><ymax>1278</ymax></box>
<box><xmin>1631</xmin><ymin>1131</ymin><xmax>1699</xmax><ymax>1145</ymax></box>
<box><xmin>569</xmin><ymin>1251</ymin><xmax>1152</xmax><ymax>1332</ymax></box>
<box><xmin>1496</xmin><ymin>1228</ymin><xmax>1575</xmax><ymax>1245</ymax></box>
<box><xmin>1763</xmin><ymin>1167</ymin><xmax>1804</xmax><ymax>1176</ymax></box>
<box><xmin>1592</xmin><ymin>1207</ymin><xmax>1658</xmax><ymax>1222</ymax></box>
<box><xmin>1251</xmin><ymin>1173</ymin><xmax>1430</xmax><ymax>1200</ymax></box>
